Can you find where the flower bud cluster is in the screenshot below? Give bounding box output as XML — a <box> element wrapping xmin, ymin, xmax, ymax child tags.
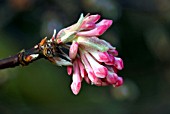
<box><xmin>53</xmin><ymin>14</ymin><xmax>124</xmax><ymax>95</ymax></box>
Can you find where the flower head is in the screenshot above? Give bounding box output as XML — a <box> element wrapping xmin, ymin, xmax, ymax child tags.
<box><xmin>53</xmin><ymin>13</ymin><xmax>124</xmax><ymax>95</ymax></box>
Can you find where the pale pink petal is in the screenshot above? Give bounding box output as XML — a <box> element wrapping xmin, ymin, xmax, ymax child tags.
<box><xmin>114</xmin><ymin>57</ymin><xmax>124</xmax><ymax>70</ymax></box>
<box><xmin>71</xmin><ymin>60</ymin><xmax>82</xmax><ymax>95</ymax></box>
<box><xmin>69</xmin><ymin>41</ymin><xmax>79</xmax><ymax>59</ymax></box>
<box><xmin>96</xmin><ymin>19</ymin><xmax>113</xmax><ymax>28</ymax></box>
<box><xmin>67</xmin><ymin>66</ymin><xmax>72</xmax><ymax>75</ymax></box>
<box><xmin>85</xmin><ymin>52</ymin><xmax>108</xmax><ymax>78</ymax></box>
<box><xmin>77</xmin><ymin>25</ymin><xmax>109</xmax><ymax>37</ymax></box>
<box><xmin>89</xmin><ymin>50</ymin><xmax>110</xmax><ymax>62</ymax></box>
<box><xmin>80</xmin><ymin>52</ymin><xmax>97</xmax><ymax>83</ymax></box>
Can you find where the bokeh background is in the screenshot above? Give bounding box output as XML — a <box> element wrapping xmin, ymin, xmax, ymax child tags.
<box><xmin>0</xmin><ymin>0</ymin><xmax>170</xmax><ymax>114</ymax></box>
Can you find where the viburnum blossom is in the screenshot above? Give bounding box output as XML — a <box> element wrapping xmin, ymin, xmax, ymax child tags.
<box><xmin>53</xmin><ymin>13</ymin><xmax>124</xmax><ymax>95</ymax></box>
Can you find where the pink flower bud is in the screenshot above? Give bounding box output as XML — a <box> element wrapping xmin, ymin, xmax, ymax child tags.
<box><xmin>71</xmin><ymin>82</ymin><xmax>81</xmax><ymax>95</ymax></box>
<box><xmin>89</xmin><ymin>50</ymin><xmax>110</xmax><ymax>62</ymax></box>
<box><xmin>55</xmin><ymin>13</ymin><xmax>124</xmax><ymax>95</ymax></box>
<box><xmin>105</xmin><ymin>54</ymin><xmax>115</xmax><ymax>65</ymax></box>
<box><xmin>80</xmin><ymin>23</ymin><xmax>96</xmax><ymax>30</ymax></box>
<box><xmin>77</xmin><ymin>58</ymin><xmax>87</xmax><ymax>78</ymax></box>
<box><xmin>77</xmin><ymin>25</ymin><xmax>109</xmax><ymax>37</ymax></box>
<box><xmin>85</xmin><ymin>52</ymin><xmax>108</xmax><ymax>78</ymax></box>
<box><xmin>80</xmin><ymin>52</ymin><xmax>97</xmax><ymax>83</ymax></box>
<box><xmin>67</xmin><ymin>66</ymin><xmax>72</xmax><ymax>75</ymax></box>
<box><xmin>106</xmin><ymin>72</ymin><xmax>118</xmax><ymax>84</ymax></box>
<box><xmin>69</xmin><ymin>41</ymin><xmax>79</xmax><ymax>59</ymax></box>
<box><xmin>114</xmin><ymin>57</ymin><xmax>124</xmax><ymax>70</ymax></box>
<box><xmin>114</xmin><ymin>77</ymin><xmax>123</xmax><ymax>87</ymax></box>
<box><xmin>71</xmin><ymin>60</ymin><xmax>82</xmax><ymax>95</ymax></box>
<box><xmin>96</xmin><ymin>19</ymin><xmax>113</xmax><ymax>28</ymax></box>
<box><xmin>83</xmin><ymin>14</ymin><xmax>101</xmax><ymax>24</ymax></box>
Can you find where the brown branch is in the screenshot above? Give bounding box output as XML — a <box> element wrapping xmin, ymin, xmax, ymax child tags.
<box><xmin>0</xmin><ymin>54</ymin><xmax>20</xmax><ymax>69</ymax></box>
<box><xmin>0</xmin><ymin>46</ymin><xmax>43</xmax><ymax>70</ymax></box>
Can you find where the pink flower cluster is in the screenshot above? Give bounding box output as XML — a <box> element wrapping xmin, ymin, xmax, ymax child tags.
<box><xmin>55</xmin><ymin>14</ymin><xmax>124</xmax><ymax>95</ymax></box>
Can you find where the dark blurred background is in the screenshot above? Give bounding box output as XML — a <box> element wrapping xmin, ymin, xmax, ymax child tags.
<box><xmin>0</xmin><ymin>0</ymin><xmax>170</xmax><ymax>114</ymax></box>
